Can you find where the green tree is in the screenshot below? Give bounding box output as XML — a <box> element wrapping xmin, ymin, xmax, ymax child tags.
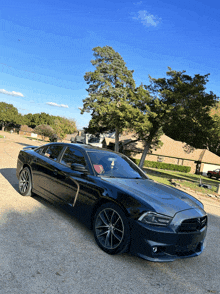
<box><xmin>22</xmin><ymin>113</ymin><xmax>33</xmax><ymax>126</ymax></box>
<box><xmin>81</xmin><ymin>46</ymin><xmax>138</xmax><ymax>152</ymax></box>
<box><xmin>206</xmin><ymin>101</ymin><xmax>220</xmax><ymax>156</ymax></box>
<box><xmin>206</xmin><ymin>114</ymin><xmax>220</xmax><ymax>156</ymax></box>
<box><xmin>135</xmin><ymin>69</ymin><xmax>218</xmax><ymax>168</ymax></box>
<box><xmin>52</xmin><ymin>117</ymin><xmax>77</xmax><ymax>140</ymax></box>
<box><xmin>151</xmin><ymin>69</ymin><xmax>218</xmax><ymax>148</ymax></box>
<box><xmin>131</xmin><ymin>85</ymin><xmax>170</xmax><ymax>168</ymax></box>
<box><xmin>0</xmin><ymin>102</ymin><xmax>19</xmax><ymax>131</ymax></box>
<box><xmin>16</xmin><ymin>113</ymin><xmax>25</xmax><ymax>126</ymax></box>
<box><xmin>32</xmin><ymin>113</ymin><xmax>55</xmax><ymax>128</ymax></box>
<box><xmin>22</xmin><ymin>112</ymin><xmax>56</xmax><ymax>128</ymax></box>
<box><xmin>23</xmin><ymin>112</ymin><xmax>77</xmax><ymax>140</ymax></box>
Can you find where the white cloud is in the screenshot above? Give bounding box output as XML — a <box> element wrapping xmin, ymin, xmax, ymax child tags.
<box><xmin>133</xmin><ymin>1</ymin><xmax>142</xmax><ymax>5</ymax></box>
<box><xmin>0</xmin><ymin>89</ymin><xmax>24</xmax><ymax>97</ymax></box>
<box><xmin>46</xmin><ymin>102</ymin><xmax>69</xmax><ymax>108</ymax></box>
<box><xmin>133</xmin><ymin>10</ymin><xmax>161</xmax><ymax>27</ymax></box>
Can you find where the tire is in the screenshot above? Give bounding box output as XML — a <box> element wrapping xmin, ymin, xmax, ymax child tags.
<box><xmin>18</xmin><ymin>167</ymin><xmax>33</xmax><ymax>196</ymax></box>
<box><xmin>207</xmin><ymin>174</ymin><xmax>212</xmax><ymax>178</ymax></box>
<box><xmin>93</xmin><ymin>202</ymin><xmax>130</xmax><ymax>255</ymax></box>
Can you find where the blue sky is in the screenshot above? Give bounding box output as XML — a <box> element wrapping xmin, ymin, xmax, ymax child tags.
<box><xmin>1</xmin><ymin>0</ymin><xmax>219</xmax><ymax>129</ymax></box>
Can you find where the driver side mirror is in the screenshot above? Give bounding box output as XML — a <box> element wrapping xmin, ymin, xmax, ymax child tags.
<box><xmin>71</xmin><ymin>163</ymin><xmax>88</xmax><ymax>173</ymax></box>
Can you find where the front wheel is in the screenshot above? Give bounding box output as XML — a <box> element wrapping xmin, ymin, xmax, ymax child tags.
<box><xmin>93</xmin><ymin>203</ymin><xmax>130</xmax><ymax>255</ymax></box>
<box><xmin>18</xmin><ymin>167</ymin><xmax>33</xmax><ymax>196</ymax></box>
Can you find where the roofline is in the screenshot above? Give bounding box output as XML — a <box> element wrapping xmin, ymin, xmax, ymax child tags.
<box><xmin>41</xmin><ymin>142</ymin><xmax>119</xmax><ymax>153</ymax></box>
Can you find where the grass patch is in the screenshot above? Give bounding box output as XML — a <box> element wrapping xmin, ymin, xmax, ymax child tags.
<box><xmin>0</xmin><ymin>135</ymin><xmax>4</xmax><ymax>138</ymax></box>
<box><xmin>181</xmin><ymin>180</ymin><xmax>217</xmax><ymax>193</ymax></box>
<box><xmin>145</xmin><ymin>167</ymin><xmax>219</xmax><ymax>194</ymax></box>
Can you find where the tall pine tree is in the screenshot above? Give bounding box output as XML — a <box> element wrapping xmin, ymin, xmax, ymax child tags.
<box><xmin>81</xmin><ymin>46</ymin><xmax>139</xmax><ymax>152</ymax></box>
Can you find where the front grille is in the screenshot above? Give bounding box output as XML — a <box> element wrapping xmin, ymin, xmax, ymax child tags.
<box><xmin>165</xmin><ymin>242</ymin><xmax>203</xmax><ymax>257</ymax></box>
<box><xmin>175</xmin><ymin>242</ymin><xmax>202</xmax><ymax>256</ymax></box>
<box><xmin>177</xmin><ymin>216</ymin><xmax>207</xmax><ymax>232</ymax></box>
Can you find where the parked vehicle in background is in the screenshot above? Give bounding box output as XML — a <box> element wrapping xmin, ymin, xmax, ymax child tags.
<box><xmin>71</xmin><ymin>131</ymin><xmax>104</xmax><ymax>148</ymax></box>
<box><xmin>71</xmin><ymin>135</ymin><xmax>85</xmax><ymax>144</ymax></box>
<box><xmin>16</xmin><ymin>143</ymin><xmax>207</xmax><ymax>262</ymax></box>
<box><xmin>88</xmin><ymin>136</ymin><xmax>103</xmax><ymax>148</ymax></box>
<box><xmin>207</xmin><ymin>169</ymin><xmax>220</xmax><ymax>179</ymax></box>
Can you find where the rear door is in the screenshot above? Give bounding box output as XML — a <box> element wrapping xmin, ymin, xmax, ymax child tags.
<box><xmin>31</xmin><ymin>144</ymin><xmax>65</xmax><ymax>200</ymax></box>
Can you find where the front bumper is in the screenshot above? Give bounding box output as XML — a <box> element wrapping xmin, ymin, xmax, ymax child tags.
<box><xmin>129</xmin><ymin>215</ymin><xmax>207</xmax><ymax>262</ymax></box>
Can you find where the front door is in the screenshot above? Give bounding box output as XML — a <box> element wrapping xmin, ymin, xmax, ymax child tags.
<box><xmin>49</xmin><ymin>146</ymin><xmax>90</xmax><ymax>206</ymax></box>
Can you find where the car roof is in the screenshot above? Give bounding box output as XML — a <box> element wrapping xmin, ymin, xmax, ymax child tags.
<box><xmin>43</xmin><ymin>142</ymin><xmax>118</xmax><ymax>154</ymax></box>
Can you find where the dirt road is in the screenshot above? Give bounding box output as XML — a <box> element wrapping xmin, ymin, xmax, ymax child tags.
<box><xmin>1</xmin><ymin>131</ymin><xmax>220</xmax><ymax>294</ymax></box>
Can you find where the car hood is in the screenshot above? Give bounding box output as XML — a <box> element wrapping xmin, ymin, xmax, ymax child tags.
<box><xmin>101</xmin><ymin>177</ymin><xmax>204</xmax><ymax>217</ymax></box>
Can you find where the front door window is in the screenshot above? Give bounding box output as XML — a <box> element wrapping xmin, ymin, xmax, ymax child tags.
<box><xmin>61</xmin><ymin>147</ymin><xmax>86</xmax><ymax>167</ymax></box>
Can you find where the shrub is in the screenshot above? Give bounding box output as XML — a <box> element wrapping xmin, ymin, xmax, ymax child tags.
<box><xmin>131</xmin><ymin>158</ymin><xmax>191</xmax><ymax>173</ymax></box>
<box><xmin>34</xmin><ymin>124</ymin><xmax>55</xmax><ymax>141</ymax></box>
<box><xmin>129</xmin><ymin>158</ymin><xmax>140</xmax><ymax>165</ymax></box>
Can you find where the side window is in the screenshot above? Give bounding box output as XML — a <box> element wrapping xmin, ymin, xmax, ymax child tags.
<box><xmin>42</xmin><ymin>145</ymin><xmax>63</xmax><ymax>161</ymax></box>
<box><xmin>61</xmin><ymin>147</ymin><xmax>86</xmax><ymax>167</ymax></box>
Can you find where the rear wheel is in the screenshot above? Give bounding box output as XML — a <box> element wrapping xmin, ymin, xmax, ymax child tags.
<box><xmin>93</xmin><ymin>203</ymin><xmax>130</xmax><ymax>255</ymax></box>
<box><xmin>18</xmin><ymin>167</ymin><xmax>32</xmax><ymax>196</ymax></box>
<box><xmin>207</xmin><ymin>173</ymin><xmax>212</xmax><ymax>178</ymax></box>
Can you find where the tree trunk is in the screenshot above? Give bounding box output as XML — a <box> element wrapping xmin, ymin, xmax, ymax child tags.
<box><xmin>138</xmin><ymin>141</ymin><xmax>151</xmax><ymax>169</ymax></box>
<box><xmin>114</xmin><ymin>127</ymin><xmax>120</xmax><ymax>152</ymax></box>
<box><xmin>2</xmin><ymin>122</ymin><xmax>5</xmax><ymax>131</ymax></box>
<box><xmin>138</xmin><ymin>127</ymin><xmax>159</xmax><ymax>169</ymax></box>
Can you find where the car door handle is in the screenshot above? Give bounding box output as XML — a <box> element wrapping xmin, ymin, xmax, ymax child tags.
<box><xmin>53</xmin><ymin>169</ymin><xmax>58</xmax><ymax>176</ymax></box>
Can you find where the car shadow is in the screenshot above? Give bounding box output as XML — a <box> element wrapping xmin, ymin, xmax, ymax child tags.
<box><xmin>0</xmin><ymin>168</ymin><xmax>19</xmax><ymax>191</ymax></box>
<box><xmin>0</xmin><ymin>167</ymin><xmax>93</xmax><ymax>232</ymax></box>
<box><xmin>15</xmin><ymin>142</ymin><xmax>41</xmax><ymax>147</ymax></box>
<box><xmin>31</xmin><ymin>193</ymin><xmax>93</xmax><ymax>235</ymax></box>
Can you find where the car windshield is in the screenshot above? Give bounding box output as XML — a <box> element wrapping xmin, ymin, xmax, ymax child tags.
<box><xmin>87</xmin><ymin>151</ymin><xmax>146</xmax><ymax>179</ymax></box>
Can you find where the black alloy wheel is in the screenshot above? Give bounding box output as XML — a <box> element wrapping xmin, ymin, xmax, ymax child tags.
<box><xmin>93</xmin><ymin>203</ymin><xmax>130</xmax><ymax>255</ymax></box>
<box><xmin>19</xmin><ymin>167</ymin><xmax>33</xmax><ymax>196</ymax></box>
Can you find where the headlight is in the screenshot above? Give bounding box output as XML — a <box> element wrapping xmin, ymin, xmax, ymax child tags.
<box><xmin>138</xmin><ymin>212</ymin><xmax>172</xmax><ymax>226</ymax></box>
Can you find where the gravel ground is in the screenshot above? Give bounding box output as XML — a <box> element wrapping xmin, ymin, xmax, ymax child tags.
<box><xmin>0</xmin><ymin>131</ymin><xmax>220</xmax><ymax>294</ymax></box>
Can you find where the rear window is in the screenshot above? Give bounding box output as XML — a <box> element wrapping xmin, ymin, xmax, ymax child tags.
<box><xmin>36</xmin><ymin>145</ymin><xmax>64</xmax><ymax>161</ymax></box>
<box><xmin>35</xmin><ymin>146</ymin><xmax>48</xmax><ymax>155</ymax></box>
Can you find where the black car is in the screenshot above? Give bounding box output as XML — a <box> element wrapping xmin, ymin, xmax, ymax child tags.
<box><xmin>16</xmin><ymin>143</ymin><xmax>207</xmax><ymax>262</ymax></box>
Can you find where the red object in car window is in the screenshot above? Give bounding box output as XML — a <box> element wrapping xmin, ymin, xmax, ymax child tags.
<box><xmin>93</xmin><ymin>165</ymin><xmax>104</xmax><ymax>174</ymax></box>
